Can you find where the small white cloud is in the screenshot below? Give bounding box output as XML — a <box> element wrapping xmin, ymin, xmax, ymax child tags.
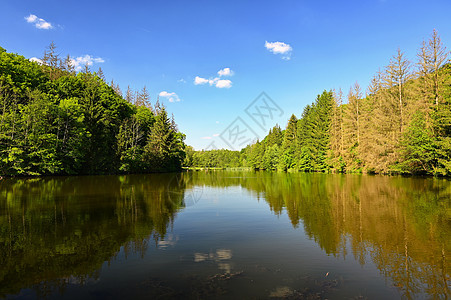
<box><xmin>215</xmin><ymin>121</ymin><xmax>220</xmax><ymax>124</ymax></box>
<box><xmin>194</xmin><ymin>68</ymin><xmax>235</xmax><ymax>88</ymax></box>
<box><xmin>215</xmin><ymin>79</ymin><xmax>232</xmax><ymax>88</ymax></box>
<box><xmin>25</xmin><ymin>14</ymin><xmax>37</xmax><ymax>23</ymax></box>
<box><xmin>213</xmin><ymin>133</ymin><xmax>220</xmax><ymax>137</ymax></box>
<box><xmin>25</xmin><ymin>14</ymin><xmax>53</xmax><ymax>30</ymax></box>
<box><xmin>36</xmin><ymin>21</ymin><xmax>52</xmax><ymax>29</ymax></box>
<box><xmin>201</xmin><ymin>136</ymin><xmax>212</xmax><ymax>140</ymax></box>
<box><xmin>265</xmin><ymin>41</ymin><xmax>292</xmax><ymax>60</ymax></box>
<box><xmin>70</xmin><ymin>55</ymin><xmax>105</xmax><ymax>71</ymax></box>
<box><xmin>217</xmin><ymin>67</ymin><xmax>234</xmax><ymax>77</ymax></box>
<box><xmin>159</xmin><ymin>91</ymin><xmax>181</xmax><ymax>102</ymax></box>
<box><xmin>177</xmin><ymin>78</ymin><xmax>186</xmax><ymax>83</ymax></box>
<box><xmin>194</xmin><ymin>76</ymin><xmax>209</xmax><ymax>85</ymax></box>
<box><xmin>29</xmin><ymin>57</ymin><xmax>43</xmax><ymax>64</ymax></box>
<box><xmin>195</xmin><ymin>76</ymin><xmax>232</xmax><ymax>88</ymax></box>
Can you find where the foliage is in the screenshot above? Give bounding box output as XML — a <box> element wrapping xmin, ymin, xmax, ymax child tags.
<box><xmin>0</xmin><ymin>45</ymin><xmax>185</xmax><ymax>176</ymax></box>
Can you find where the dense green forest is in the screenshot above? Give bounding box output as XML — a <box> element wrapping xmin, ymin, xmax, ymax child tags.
<box><xmin>0</xmin><ymin>43</ymin><xmax>186</xmax><ymax>176</ymax></box>
<box><xmin>186</xmin><ymin>30</ymin><xmax>451</xmax><ymax>176</ymax></box>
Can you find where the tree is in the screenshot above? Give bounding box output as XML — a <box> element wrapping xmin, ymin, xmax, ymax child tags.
<box><xmin>311</xmin><ymin>90</ymin><xmax>334</xmax><ymax>171</ymax></box>
<box><xmin>97</xmin><ymin>67</ymin><xmax>105</xmax><ymax>81</ymax></box>
<box><xmin>417</xmin><ymin>29</ymin><xmax>449</xmax><ymax>108</ymax></box>
<box><xmin>396</xmin><ymin>112</ymin><xmax>436</xmax><ymax>174</ymax></box>
<box><xmin>125</xmin><ymin>85</ymin><xmax>135</xmax><ymax>103</ymax></box>
<box><xmin>296</xmin><ymin>105</ymin><xmax>315</xmax><ymax>170</ymax></box>
<box><xmin>42</xmin><ymin>41</ymin><xmax>62</xmax><ymax>80</ymax></box>
<box><xmin>330</xmin><ymin>88</ymin><xmax>344</xmax><ymax>167</ymax></box>
<box><xmin>144</xmin><ymin>107</ymin><xmax>184</xmax><ymax>171</ymax></box>
<box><xmin>343</xmin><ymin>82</ymin><xmax>362</xmax><ymax>171</ymax></box>
<box><xmin>110</xmin><ymin>79</ymin><xmax>122</xmax><ymax>97</ymax></box>
<box><xmin>385</xmin><ymin>48</ymin><xmax>412</xmax><ymax>133</ymax></box>
<box><xmin>278</xmin><ymin>114</ymin><xmax>298</xmax><ymax>170</ymax></box>
<box><xmin>265</xmin><ymin>124</ymin><xmax>283</xmax><ymax>147</ymax></box>
<box><xmin>136</xmin><ymin>86</ymin><xmax>151</xmax><ymax>109</ymax></box>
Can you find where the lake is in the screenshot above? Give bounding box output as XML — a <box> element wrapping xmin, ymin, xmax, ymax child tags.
<box><xmin>0</xmin><ymin>171</ymin><xmax>450</xmax><ymax>299</ymax></box>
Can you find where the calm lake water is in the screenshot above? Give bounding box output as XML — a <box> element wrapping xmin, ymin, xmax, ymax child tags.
<box><xmin>0</xmin><ymin>171</ymin><xmax>450</xmax><ymax>299</ymax></box>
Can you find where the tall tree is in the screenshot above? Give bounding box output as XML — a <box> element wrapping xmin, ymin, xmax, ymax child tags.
<box><xmin>384</xmin><ymin>48</ymin><xmax>412</xmax><ymax>133</ymax></box>
<box><xmin>343</xmin><ymin>82</ymin><xmax>362</xmax><ymax>171</ymax></box>
<box><xmin>136</xmin><ymin>86</ymin><xmax>151</xmax><ymax>109</ymax></box>
<box><xmin>125</xmin><ymin>85</ymin><xmax>135</xmax><ymax>103</ymax></box>
<box><xmin>417</xmin><ymin>29</ymin><xmax>449</xmax><ymax>107</ymax></box>
<box><xmin>312</xmin><ymin>90</ymin><xmax>334</xmax><ymax>170</ymax></box>
<box><xmin>278</xmin><ymin>114</ymin><xmax>298</xmax><ymax>170</ymax></box>
<box><xmin>144</xmin><ymin>107</ymin><xmax>184</xmax><ymax>171</ymax></box>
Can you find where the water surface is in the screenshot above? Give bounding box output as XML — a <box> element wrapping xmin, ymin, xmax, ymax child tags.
<box><xmin>0</xmin><ymin>171</ymin><xmax>450</xmax><ymax>299</ymax></box>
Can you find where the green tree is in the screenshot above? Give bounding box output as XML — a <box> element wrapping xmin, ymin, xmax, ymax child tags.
<box><xmin>144</xmin><ymin>107</ymin><xmax>185</xmax><ymax>172</ymax></box>
<box><xmin>396</xmin><ymin>111</ymin><xmax>436</xmax><ymax>174</ymax></box>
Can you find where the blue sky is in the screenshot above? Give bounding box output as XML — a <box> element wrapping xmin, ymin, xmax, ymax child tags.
<box><xmin>1</xmin><ymin>0</ymin><xmax>451</xmax><ymax>150</ymax></box>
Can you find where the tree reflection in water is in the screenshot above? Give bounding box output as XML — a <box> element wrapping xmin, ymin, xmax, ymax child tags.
<box><xmin>0</xmin><ymin>171</ymin><xmax>449</xmax><ymax>298</ymax></box>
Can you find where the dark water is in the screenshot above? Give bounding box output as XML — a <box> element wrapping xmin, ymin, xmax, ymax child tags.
<box><xmin>0</xmin><ymin>171</ymin><xmax>450</xmax><ymax>299</ymax></box>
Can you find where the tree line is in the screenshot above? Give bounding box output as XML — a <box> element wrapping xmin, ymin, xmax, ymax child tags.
<box><xmin>0</xmin><ymin>43</ymin><xmax>185</xmax><ymax>176</ymax></box>
<box><xmin>186</xmin><ymin>30</ymin><xmax>451</xmax><ymax>176</ymax></box>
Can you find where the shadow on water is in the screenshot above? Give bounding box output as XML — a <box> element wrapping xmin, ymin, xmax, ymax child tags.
<box><xmin>0</xmin><ymin>174</ymin><xmax>186</xmax><ymax>298</ymax></box>
<box><xmin>0</xmin><ymin>171</ymin><xmax>450</xmax><ymax>298</ymax></box>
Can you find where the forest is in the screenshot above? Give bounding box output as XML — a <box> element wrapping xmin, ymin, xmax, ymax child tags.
<box><xmin>186</xmin><ymin>30</ymin><xmax>451</xmax><ymax>176</ymax></box>
<box><xmin>0</xmin><ymin>43</ymin><xmax>186</xmax><ymax>176</ymax></box>
<box><xmin>2</xmin><ymin>30</ymin><xmax>450</xmax><ymax>177</ymax></box>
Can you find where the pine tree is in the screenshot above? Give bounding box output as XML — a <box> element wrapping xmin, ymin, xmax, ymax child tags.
<box><xmin>265</xmin><ymin>124</ymin><xmax>283</xmax><ymax>147</ymax></box>
<box><xmin>125</xmin><ymin>85</ymin><xmax>135</xmax><ymax>103</ymax></box>
<box><xmin>42</xmin><ymin>41</ymin><xmax>62</xmax><ymax>80</ymax></box>
<box><xmin>136</xmin><ymin>86</ymin><xmax>151</xmax><ymax>109</ymax></box>
<box><xmin>384</xmin><ymin>48</ymin><xmax>412</xmax><ymax>133</ymax></box>
<box><xmin>97</xmin><ymin>67</ymin><xmax>105</xmax><ymax>82</ymax></box>
<box><xmin>330</xmin><ymin>89</ymin><xmax>342</xmax><ymax>158</ymax></box>
<box><xmin>144</xmin><ymin>107</ymin><xmax>184</xmax><ymax>171</ymax></box>
<box><xmin>329</xmin><ymin>89</ymin><xmax>345</xmax><ymax>172</ymax></box>
<box><xmin>110</xmin><ymin>79</ymin><xmax>122</xmax><ymax>97</ymax></box>
<box><xmin>312</xmin><ymin>90</ymin><xmax>334</xmax><ymax>170</ymax></box>
<box><xmin>296</xmin><ymin>105</ymin><xmax>315</xmax><ymax>171</ymax></box>
<box><xmin>343</xmin><ymin>82</ymin><xmax>362</xmax><ymax>171</ymax></box>
<box><xmin>278</xmin><ymin>114</ymin><xmax>298</xmax><ymax>170</ymax></box>
<box><xmin>62</xmin><ymin>54</ymin><xmax>75</xmax><ymax>74</ymax></box>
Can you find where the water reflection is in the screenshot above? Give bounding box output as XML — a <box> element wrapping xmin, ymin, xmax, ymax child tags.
<box><xmin>194</xmin><ymin>249</ymin><xmax>233</xmax><ymax>273</ymax></box>
<box><xmin>183</xmin><ymin>171</ymin><xmax>451</xmax><ymax>298</ymax></box>
<box><xmin>0</xmin><ymin>174</ymin><xmax>186</xmax><ymax>297</ymax></box>
<box><xmin>0</xmin><ymin>171</ymin><xmax>450</xmax><ymax>299</ymax></box>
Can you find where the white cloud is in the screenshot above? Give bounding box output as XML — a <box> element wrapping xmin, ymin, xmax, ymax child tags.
<box><xmin>36</xmin><ymin>21</ymin><xmax>52</xmax><ymax>29</ymax></box>
<box><xmin>215</xmin><ymin>79</ymin><xmax>232</xmax><ymax>88</ymax></box>
<box><xmin>177</xmin><ymin>78</ymin><xmax>186</xmax><ymax>83</ymax></box>
<box><xmin>25</xmin><ymin>14</ymin><xmax>53</xmax><ymax>30</ymax></box>
<box><xmin>194</xmin><ymin>76</ymin><xmax>232</xmax><ymax>89</ymax></box>
<box><xmin>194</xmin><ymin>68</ymin><xmax>234</xmax><ymax>88</ymax></box>
<box><xmin>25</xmin><ymin>14</ymin><xmax>37</xmax><ymax>23</ymax></box>
<box><xmin>265</xmin><ymin>41</ymin><xmax>292</xmax><ymax>60</ymax></box>
<box><xmin>194</xmin><ymin>76</ymin><xmax>209</xmax><ymax>85</ymax></box>
<box><xmin>201</xmin><ymin>136</ymin><xmax>212</xmax><ymax>140</ymax></box>
<box><xmin>208</xmin><ymin>78</ymin><xmax>218</xmax><ymax>86</ymax></box>
<box><xmin>70</xmin><ymin>55</ymin><xmax>105</xmax><ymax>71</ymax></box>
<box><xmin>213</xmin><ymin>133</ymin><xmax>220</xmax><ymax>137</ymax></box>
<box><xmin>29</xmin><ymin>57</ymin><xmax>43</xmax><ymax>64</ymax></box>
<box><xmin>159</xmin><ymin>91</ymin><xmax>181</xmax><ymax>102</ymax></box>
<box><xmin>217</xmin><ymin>67</ymin><xmax>234</xmax><ymax>77</ymax></box>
